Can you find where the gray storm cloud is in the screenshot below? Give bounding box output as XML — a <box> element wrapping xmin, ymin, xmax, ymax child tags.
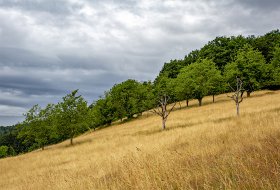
<box><xmin>0</xmin><ymin>0</ymin><xmax>279</xmax><ymax>125</ymax></box>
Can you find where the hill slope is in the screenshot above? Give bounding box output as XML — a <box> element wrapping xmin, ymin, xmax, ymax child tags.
<box><xmin>1</xmin><ymin>90</ymin><xmax>280</xmax><ymax>190</ymax></box>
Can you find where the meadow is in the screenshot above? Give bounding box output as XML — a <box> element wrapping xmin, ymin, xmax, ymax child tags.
<box><xmin>0</xmin><ymin>90</ymin><xmax>280</xmax><ymax>190</ymax></box>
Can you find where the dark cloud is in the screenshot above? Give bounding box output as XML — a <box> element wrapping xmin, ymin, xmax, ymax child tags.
<box><xmin>0</xmin><ymin>47</ymin><xmax>56</xmax><ymax>68</ymax></box>
<box><xmin>0</xmin><ymin>99</ymin><xmax>26</xmax><ymax>107</ymax></box>
<box><xmin>237</xmin><ymin>0</ymin><xmax>280</xmax><ymax>11</ymax></box>
<box><xmin>0</xmin><ymin>75</ymin><xmax>62</xmax><ymax>96</ymax></box>
<box><xmin>0</xmin><ymin>0</ymin><xmax>279</xmax><ymax>125</ymax></box>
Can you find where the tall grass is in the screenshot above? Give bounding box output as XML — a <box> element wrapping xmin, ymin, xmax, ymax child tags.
<box><xmin>0</xmin><ymin>90</ymin><xmax>279</xmax><ymax>190</ymax></box>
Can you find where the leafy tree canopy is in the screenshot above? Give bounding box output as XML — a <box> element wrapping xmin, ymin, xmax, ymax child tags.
<box><xmin>177</xmin><ymin>59</ymin><xmax>222</xmax><ymax>105</ymax></box>
<box><xmin>56</xmin><ymin>90</ymin><xmax>89</xmax><ymax>145</ymax></box>
<box><xmin>224</xmin><ymin>44</ymin><xmax>268</xmax><ymax>96</ymax></box>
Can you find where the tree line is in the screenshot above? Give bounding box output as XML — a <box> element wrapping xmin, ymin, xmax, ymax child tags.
<box><xmin>1</xmin><ymin>30</ymin><xmax>280</xmax><ymax>158</ymax></box>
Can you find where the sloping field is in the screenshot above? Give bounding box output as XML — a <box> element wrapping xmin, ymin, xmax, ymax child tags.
<box><xmin>0</xmin><ymin>90</ymin><xmax>280</xmax><ymax>190</ymax></box>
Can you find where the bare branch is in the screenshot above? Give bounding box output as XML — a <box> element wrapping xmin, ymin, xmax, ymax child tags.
<box><xmin>151</xmin><ymin>94</ymin><xmax>176</xmax><ymax>130</ymax></box>
<box><xmin>240</xmin><ymin>90</ymin><xmax>244</xmax><ymax>98</ymax></box>
<box><xmin>238</xmin><ymin>97</ymin><xmax>243</xmax><ymax>104</ymax></box>
<box><xmin>150</xmin><ymin>108</ymin><xmax>163</xmax><ymax>117</ymax></box>
<box><xmin>227</xmin><ymin>77</ymin><xmax>244</xmax><ymax>116</ymax></box>
<box><xmin>228</xmin><ymin>82</ymin><xmax>235</xmax><ymax>92</ymax></box>
<box><xmin>166</xmin><ymin>102</ymin><xmax>177</xmax><ymax>118</ymax></box>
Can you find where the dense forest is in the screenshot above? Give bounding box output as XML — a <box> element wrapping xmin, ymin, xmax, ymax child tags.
<box><xmin>1</xmin><ymin>29</ymin><xmax>280</xmax><ymax>158</ymax></box>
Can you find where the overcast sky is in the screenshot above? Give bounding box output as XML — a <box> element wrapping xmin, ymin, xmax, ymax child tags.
<box><xmin>0</xmin><ymin>0</ymin><xmax>279</xmax><ymax>126</ymax></box>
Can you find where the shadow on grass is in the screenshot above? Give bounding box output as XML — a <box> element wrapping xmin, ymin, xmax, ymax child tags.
<box><xmin>268</xmin><ymin>107</ymin><xmax>280</xmax><ymax>113</ymax></box>
<box><xmin>133</xmin><ymin>129</ymin><xmax>163</xmax><ymax>136</ymax></box>
<box><xmin>132</xmin><ymin>121</ymin><xmax>204</xmax><ymax>137</ymax></box>
<box><xmin>63</xmin><ymin>138</ymin><xmax>93</xmax><ymax>148</ymax></box>
<box><xmin>169</xmin><ymin>96</ymin><xmax>232</xmax><ymax>113</ymax></box>
<box><xmin>213</xmin><ymin>116</ymin><xmax>235</xmax><ymax>123</ymax></box>
<box><xmin>250</xmin><ymin>90</ymin><xmax>277</xmax><ymax>98</ymax></box>
<box><xmin>56</xmin><ymin>160</ymin><xmax>72</xmax><ymax>166</ymax></box>
<box><xmin>132</xmin><ymin>115</ymin><xmax>238</xmax><ymax>137</ymax></box>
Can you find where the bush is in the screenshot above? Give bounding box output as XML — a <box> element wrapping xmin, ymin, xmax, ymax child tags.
<box><xmin>0</xmin><ymin>146</ymin><xmax>9</xmax><ymax>158</ymax></box>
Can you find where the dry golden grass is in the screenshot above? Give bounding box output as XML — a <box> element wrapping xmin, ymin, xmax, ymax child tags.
<box><xmin>1</xmin><ymin>90</ymin><xmax>280</xmax><ymax>190</ymax></box>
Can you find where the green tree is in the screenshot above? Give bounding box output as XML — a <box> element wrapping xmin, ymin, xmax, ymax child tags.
<box><xmin>88</xmin><ymin>81</ymin><xmax>154</xmax><ymax>128</ymax></box>
<box><xmin>17</xmin><ymin>104</ymin><xmax>57</xmax><ymax>151</ymax></box>
<box><xmin>177</xmin><ymin>59</ymin><xmax>222</xmax><ymax>106</ymax></box>
<box><xmin>0</xmin><ymin>125</ymin><xmax>24</xmax><ymax>154</ymax></box>
<box><xmin>174</xmin><ymin>73</ymin><xmax>193</xmax><ymax>107</ymax></box>
<box><xmin>36</xmin><ymin>104</ymin><xmax>58</xmax><ymax>149</ymax></box>
<box><xmin>224</xmin><ymin>44</ymin><xmax>267</xmax><ymax>97</ymax></box>
<box><xmin>207</xmin><ymin>69</ymin><xmax>225</xmax><ymax>103</ymax></box>
<box><xmin>271</xmin><ymin>46</ymin><xmax>280</xmax><ymax>86</ymax></box>
<box><xmin>252</xmin><ymin>30</ymin><xmax>280</xmax><ymax>62</ymax></box>
<box><xmin>88</xmin><ymin>95</ymin><xmax>114</xmax><ymax>130</ymax></box>
<box><xmin>184</xmin><ymin>50</ymin><xmax>200</xmax><ymax>66</ymax></box>
<box><xmin>56</xmin><ymin>90</ymin><xmax>89</xmax><ymax>145</ymax></box>
<box><xmin>7</xmin><ymin>146</ymin><xmax>16</xmax><ymax>156</ymax></box>
<box><xmin>157</xmin><ymin>59</ymin><xmax>187</xmax><ymax>79</ymax></box>
<box><xmin>0</xmin><ymin>145</ymin><xmax>9</xmax><ymax>158</ymax></box>
<box><xmin>199</xmin><ymin>36</ymin><xmax>248</xmax><ymax>70</ymax></box>
<box><xmin>136</xmin><ymin>81</ymin><xmax>155</xmax><ymax>115</ymax></box>
<box><xmin>109</xmin><ymin>79</ymin><xmax>141</xmax><ymax>120</ymax></box>
<box><xmin>17</xmin><ymin>105</ymin><xmax>40</xmax><ymax>151</ymax></box>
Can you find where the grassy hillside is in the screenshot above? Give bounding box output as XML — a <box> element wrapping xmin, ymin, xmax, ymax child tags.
<box><xmin>0</xmin><ymin>90</ymin><xmax>280</xmax><ymax>190</ymax></box>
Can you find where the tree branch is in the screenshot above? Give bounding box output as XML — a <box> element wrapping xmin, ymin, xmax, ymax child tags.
<box><xmin>228</xmin><ymin>83</ymin><xmax>235</xmax><ymax>92</ymax></box>
<box><xmin>166</xmin><ymin>102</ymin><xmax>177</xmax><ymax>118</ymax></box>
<box><xmin>150</xmin><ymin>107</ymin><xmax>163</xmax><ymax>117</ymax></box>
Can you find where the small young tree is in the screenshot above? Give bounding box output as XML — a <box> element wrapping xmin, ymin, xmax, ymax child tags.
<box><xmin>151</xmin><ymin>94</ymin><xmax>176</xmax><ymax>130</ymax></box>
<box><xmin>151</xmin><ymin>76</ymin><xmax>176</xmax><ymax>130</ymax></box>
<box><xmin>227</xmin><ymin>77</ymin><xmax>244</xmax><ymax>116</ymax></box>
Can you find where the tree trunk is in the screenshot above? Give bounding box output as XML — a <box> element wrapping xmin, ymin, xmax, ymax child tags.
<box><xmin>247</xmin><ymin>91</ymin><xmax>251</xmax><ymax>97</ymax></box>
<box><xmin>236</xmin><ymin>103</ymin><xmax>240</xmax><ymax>116</ymax></box>
<box><xmin>162</xmin><ymin>118</ymin><xmax>166</xmax><ymax>130</ymax></box>
<box><xmin>186</xmin><ymin>99</ymin><xmax>189</xmax><ymax>107</ymax></box>
<box><xmin>179</xmin><ymin>102</ymin><xmax>182</xmax><ymax>109</ymax></box>
<box><xmin>42</xmin><ymin>146</ymin><xmax>44</xmax><ymax>151</ymax></box>
<box><xmin>198</xmin><ymin>98</ymin><xmax>202</xmax><ymax>106</ymax></box>
<box><xmin>212</xmin><ymin>95</ymin><xmax>215</xmax><ymax>103</ymax></box>
<box><xmin>70</xmin><ymin>137</ymin><xmax>73</xmax><ymax>145</ymax></box>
